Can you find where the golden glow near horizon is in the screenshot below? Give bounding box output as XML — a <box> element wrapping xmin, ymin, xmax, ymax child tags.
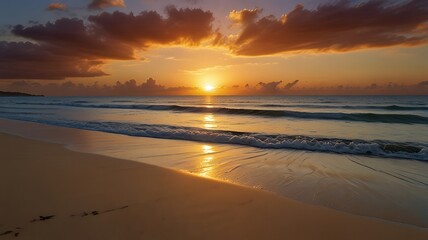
<box><xmin>200</xmin><ymin>74</ymin><xmax>218</xmax><ymax>94</ymax></box>
<box><xmin>203</xmin><ymin>85</ymin><xmax>215</xmax><ymax>92</ymax></box>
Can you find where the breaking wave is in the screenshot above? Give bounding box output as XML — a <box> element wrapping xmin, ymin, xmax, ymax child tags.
<box><xmin>260</xmin><ymin>104</ymin><xmax>428</xmax><ymax>111</ymax></box>
<box><xmin>14</xmin><ymin>102</ymin><xmax>428</xmax><ymax>124</ymax></box>
<box><xmin>1</xmin><ymin>114</ymin><xmax>427</xmax><ymax>161</ymax></box>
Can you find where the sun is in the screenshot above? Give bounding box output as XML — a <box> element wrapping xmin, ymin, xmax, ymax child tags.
<box><xmin>203</xmin><ymin>85</ymin><xmax>215</xmax><ymax>92</ymax></box>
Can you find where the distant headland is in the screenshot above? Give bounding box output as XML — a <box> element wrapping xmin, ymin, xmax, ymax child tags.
<box><xmin>0</xmin><ymin>91</ymin><xmax>44</xmax><ymax>97</ymax></box>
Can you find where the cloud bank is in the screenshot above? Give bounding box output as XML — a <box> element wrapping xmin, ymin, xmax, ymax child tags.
<box><xmin>3</xmin><ymin>78</ymin><xmax>197</xmax><ymax>96</ymax></box>
<box><xmin>0</xmin><ymin>6</ymin><xmax>215</xmax><ymax>80</ymax></box>
<box><xmin>2</xmin><ymin>79</ymin><xmax>427</xmax><ymax>96</ymax></box>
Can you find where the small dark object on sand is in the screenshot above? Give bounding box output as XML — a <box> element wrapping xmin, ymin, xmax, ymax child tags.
<box><xmin>0</xmin><ymin>231</ymin><xmax>13</xmax><ymax>236</ymax></box>
<box><xmin>39</xmin><ymin>215</ymin><xmax>55</xmax><ymax>221</ymax></box>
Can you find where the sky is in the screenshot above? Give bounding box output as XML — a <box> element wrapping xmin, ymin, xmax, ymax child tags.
<box><xmin>0</xmin><ymin>0</ymin><xmax>427</xmax><ymax>95</ymax></box>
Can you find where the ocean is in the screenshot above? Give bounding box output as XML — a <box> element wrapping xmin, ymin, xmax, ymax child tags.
<box><xmin>1</xmin><ymin>95</ymin><xmax>428</xmax><ymax>159</ymax></box>
<box><xmin>1</xmin><ymin>95</ymin><xmax>428</xmax><ymax>226</ymax></box>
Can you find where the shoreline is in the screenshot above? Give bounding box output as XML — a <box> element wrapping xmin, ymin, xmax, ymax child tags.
<box><xmin>1</xmin><ymin>132</ymin><xmax>427</xmax><ymax>239</ymax></box>
<box><xmin>1</xmin><ymin>118</ymin><xmax>428</xmax><ymax>228</ymax></box>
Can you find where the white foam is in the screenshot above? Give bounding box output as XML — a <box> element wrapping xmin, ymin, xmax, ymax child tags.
<box><xmin>2</xmin><ymin>114</ymin><xmax>427</xmax><ymax>161</ymax></box>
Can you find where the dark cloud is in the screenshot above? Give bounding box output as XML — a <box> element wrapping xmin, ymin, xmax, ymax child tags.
<box><xmin>88</xmin><ymin>0</ymin><xmax>126</xmax><ymax>10</ymax></box>
<box><xmin>0</xmin><ymin>41</ymin><xmax>106</xmax><ymax>80</ymax></box>
<box><xmin>284</xmin><ymin>80</ymin><xmax>299</xmax><ymax>89</ymax></box>
<box><xmin>367</xmin><ymin>83</ymin><xmax>378</xmax><ymax>89</ymax></box>
<box><xmin>1</xmin><ymin>6</ymin><xmax>215</xmax><ymax>80</ymax></box>
<box><xmin>257</xmin><ymin>81</ymin><xmax>282</xmax><ymax>94</ymax></box>
<box><xmin>47</xmin><ymin>3</ymin><xmax>67</xmax><ymax>11</ymax></box>
<box><xmin>111</xmin><ymin>78</ymin><xmax>165</xmax><ymax>95</ymax></box>
<box><xmin>12</xmin><ymin>18</ymin><xmax>133</xmax><ymax>60</ymax></box>
<box><xmin>417</xmin><ymin>81</ymin><xmax>428</xmax><ymax>87</ymax></box>
<box><xmin>236</xmin><ymin>80</ymin><xmax>299</xmax><ymax>95</ymax></box>
<box><xmin>230</xmin><ymin>0</ymin><xmax>428</xmax><ymax>55</ymax></box>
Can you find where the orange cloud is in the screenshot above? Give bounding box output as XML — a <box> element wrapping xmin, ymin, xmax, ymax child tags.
<box><xmin>229</xmin><ymin>0</ymin><xmax>428</xmax><ymax>55</ymax></box>
<box><xmin>47</xmin><ymin>3</ymin><xmax>67</xmax><ymax>11</ymax></box>
<box><xmin>88</xmin><ymin>0</ymin><xmax>125</xmax><ymax>10</ymax></box>
<box><xmin>88</xmin><ymin>6</ymin><xmax>214</xmax><ymax>46</ymax></box>
<box><xmin>229</xmin><ymin>8</ymin><xmax>262</xmax><ymax>25</ymax></box>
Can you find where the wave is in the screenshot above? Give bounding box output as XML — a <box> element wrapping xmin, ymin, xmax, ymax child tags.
<box><xmin>260</xmin><ymin>104</ymin><xmax>428</xmax><ymax>111</ymax></box>
<box><xmin>111</xmin><ymin>100</ymin><xmax>133</xmax><ymax>103</ymax></box>
<box><xmin>1</xmin><ymin>114</ymin><xmax>427</xmax><ymax>161</ymax></box>
<box><xmin>0</xmin><ymin>111</ymin><xmax>45</xmax><ymax>115</ymax></box>
<box><xmin>14</xmin><ymin>102</ymin><xmax>428</xmax><ymax>124</ymax></box>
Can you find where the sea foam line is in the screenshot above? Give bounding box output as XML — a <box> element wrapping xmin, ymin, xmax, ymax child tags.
<box><xmin>1</xmin><ymin>114</ymin><xmax>427</xmax><ymax>161</ymax></box>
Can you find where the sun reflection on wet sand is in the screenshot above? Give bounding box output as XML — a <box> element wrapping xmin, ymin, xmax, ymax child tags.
<box><xmin>202</xmin><ymin>145</ymin><xmax>214</xmax><ymax>154</ymax></box>
<box><xmin>199</xmin><ymin>145</ymin><xmax>215</xmax><ymax>177</ymax></box>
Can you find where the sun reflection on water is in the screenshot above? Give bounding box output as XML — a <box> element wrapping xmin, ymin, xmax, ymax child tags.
<box><xmin>203</xmin><ymin>113</ymin><xmax>217</xmax><ymax>129</ymax></box>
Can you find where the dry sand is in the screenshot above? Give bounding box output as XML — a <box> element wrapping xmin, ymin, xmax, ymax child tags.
<box><xmin>0</xmin><ymin>133</ymin><xmax>427</xmax><ymax>240</ymax></box>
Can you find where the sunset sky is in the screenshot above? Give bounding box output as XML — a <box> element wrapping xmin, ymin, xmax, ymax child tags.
<box><xmin>0</xmin><ymin>0</ymin><xmax>427</xmax><ymax>95</ymax></box>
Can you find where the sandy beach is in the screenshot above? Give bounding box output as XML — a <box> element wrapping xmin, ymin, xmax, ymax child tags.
<box><xmin>1</xmin><ymin>132</ymin><xmax>427</xmax><ymax>239</ymax></box>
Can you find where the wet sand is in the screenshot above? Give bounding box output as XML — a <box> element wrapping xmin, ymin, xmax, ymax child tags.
<box><xmin>0</xmin><ymin>133</ymin><xmax>427</xmax><ymax>239</ymax></box>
